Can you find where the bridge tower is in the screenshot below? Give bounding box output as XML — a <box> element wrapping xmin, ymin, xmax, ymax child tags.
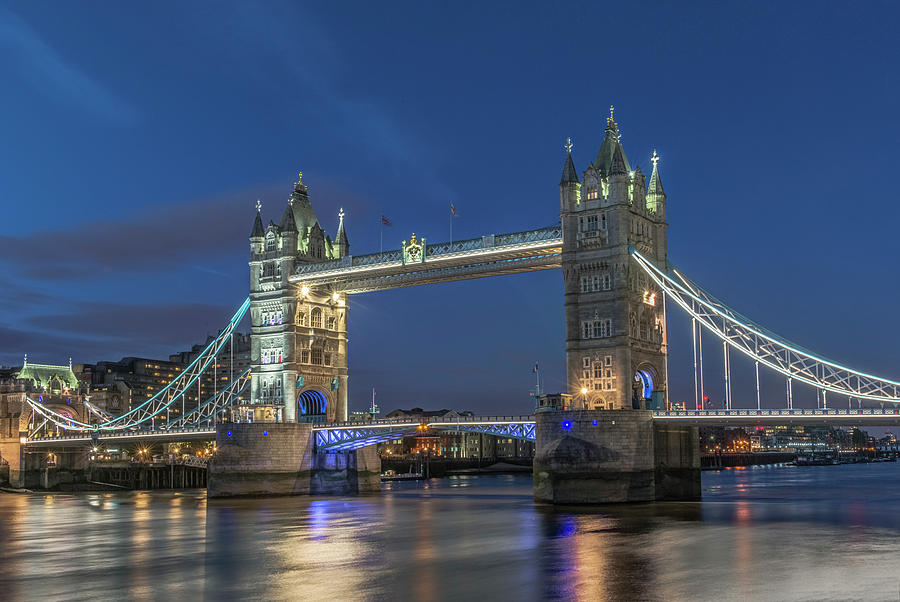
<box><xmin>560</xmin><ymin>109</ymin><xmax>669</xmax><ymax>411</ymax></box>
<box><xmin>247</xmin><ymin>174</ymin><xmax>350</xmax><ymax>424</ymax></box>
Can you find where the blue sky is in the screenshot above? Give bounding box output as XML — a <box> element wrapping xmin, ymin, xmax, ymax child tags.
<box><xmin>1</xmin><ymin>1</ymin><xmax>898</xmax><ymax>414</ymax></box>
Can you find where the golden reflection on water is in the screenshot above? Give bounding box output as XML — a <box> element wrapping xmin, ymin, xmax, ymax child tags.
<box><xmin>2</xmin><ymin>467</ymin><xmax>900</xmax><ymax>600</ymax></box>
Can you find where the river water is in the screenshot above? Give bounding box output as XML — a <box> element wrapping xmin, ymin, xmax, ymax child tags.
<box><xmin>1</xmin><ymin>463</ymin><xmax>899</xmax><ymax>601</ymax></box>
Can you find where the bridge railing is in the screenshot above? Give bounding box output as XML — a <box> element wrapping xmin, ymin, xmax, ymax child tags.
<box><xmin>294</xmin><ymin>225</ymin><xmax>561</xmax><ymax>277</ymax></box>
<box><xmin>653</xmin><ymin>408</ymin><xmax>900</xmax><ymax>418</ymax></box>
<box><xmin>315</xmin><ymin>415</ymin><xmax>536</xmax><ymax>429</ymax></box>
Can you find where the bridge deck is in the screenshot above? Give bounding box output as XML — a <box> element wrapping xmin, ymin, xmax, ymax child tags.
<box><xmin>290</xmin><ymin>227</ymin><xmax>562</xmax><ymax>293</ymax></box>
<box><xmin>25</xmin><ymin>409</ymin><xmax>900</xmax><ymax>448</ymax></box>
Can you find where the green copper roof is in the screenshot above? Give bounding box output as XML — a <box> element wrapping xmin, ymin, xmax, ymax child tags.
<box><xmin>17</xmin><ymin>359</ymin><xmax>79</xmax><ymax>390</ymax></box>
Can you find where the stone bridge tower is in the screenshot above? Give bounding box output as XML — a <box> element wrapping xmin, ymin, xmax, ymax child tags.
<box><xmin>560</xmin><ymin>108</ymin><xmax>669</xmax><ymax>411</ymax></box>
<box><xmin>247</xmin><ymin>174</ymin><xmax>349</xmax><ymax>424</ymax></box>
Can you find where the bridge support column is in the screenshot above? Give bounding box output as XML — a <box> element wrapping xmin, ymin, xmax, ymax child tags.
<box><xmin>533</xmin><ymin>410</ymin><xmax>700</xmax><ymax>504</ymax></box>
<box><xmin>208</xmin><ymin>423</ymin><xmax>380</xmax><ymax>497</ymax></box>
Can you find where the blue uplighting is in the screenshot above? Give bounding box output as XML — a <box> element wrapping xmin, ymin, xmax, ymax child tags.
<box><xmin>592</xmin><ymin>419</ymin><xmax>598</xmax><ymax>426</ymax></box>
<box><xmin>263</xmin><ymin>430</ymin><xmax>268</xmax><ymax>436</ymax></box>
<box><xmin>227</xmin><ymin>431</ymin><xmax>232</xmax><ymax>436</ymax></box>
<box><xmin>561</xmin><ymin>420</ymin><xmax>572</xmax><ymax>430</ymax></box>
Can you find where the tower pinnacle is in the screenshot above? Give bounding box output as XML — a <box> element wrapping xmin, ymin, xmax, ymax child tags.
<box><xmin>560</xmin><ymin>138</ymin><xmax>579</xmax><ymax>185</ymax></box>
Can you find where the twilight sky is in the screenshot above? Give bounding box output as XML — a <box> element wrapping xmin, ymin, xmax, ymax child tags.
<box><xmin>1</xmin><ymin>1</ymin><xmax>899</xmax><ymax>414</ymax></box>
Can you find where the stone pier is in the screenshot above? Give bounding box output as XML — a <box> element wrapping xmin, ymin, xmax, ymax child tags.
<box><xmin>533</xmin><ymin>410</ymin><xmax>700</xmax><ymax>504</ymax></box>
<box><xmin>208</xmin><ymin>422</ymin><xmax>381</xmax><ymax>498</ymax></box>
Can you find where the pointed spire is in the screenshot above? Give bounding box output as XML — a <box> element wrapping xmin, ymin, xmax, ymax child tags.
<box><xmin>647</xmin><ymin>150</ymin><xmax>665</xmax><ymax>196</ymax></box>
<box><xmin>336</xmin><ymin>208</ymin><xmax>347</xmax><ymax>241</ymax></box>
<box><xmin>609</xmin><ymin>142</ymin><xmax>628</xmax><ymax>175</ymax></box>
<box><xmin>280</xmin><ymin>198</ymin><xmax>297</xmax><ymax>233</ymax></box>
<box><xmin>560</xmin><ymin>137</ymin><xmax>579</xmax><ymax>185</ymax></box>
<box><xmin>592</xmin><ymin>105</ymin><xmax>630</xmax><ymax>176</ymax></box>
<box><xmin>335</xmin><ymin>207</ymin><xmax>349</xmax><ymax>256</ymax></box>
<box><xmin>250</xmin><ymin>200</ymin><xmax>265</xmax><ymax>238</ymax></box>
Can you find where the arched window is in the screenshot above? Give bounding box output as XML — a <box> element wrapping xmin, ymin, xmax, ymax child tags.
<box><xmin>311</xmin><ymin>307</ymin><xmax>322</xmax><ymax>328</ymax></box>
<box><xmin>266</xmin><ymin>233</ymin><xmax>276</xmax><ymax>252</ymax></box>
<box><xmin>327</xmin><ymin>316</ymin><xmax>336</xmax><ymax>330</ymax></box>
<box><xmin>298</xmin><ymin>312</ymin><xmax>306</xmax><ymax>326</ymax></box>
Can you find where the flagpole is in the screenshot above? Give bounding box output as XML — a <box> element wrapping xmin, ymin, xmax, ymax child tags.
<box><xmin>449</xmin><ymin>209</ymin><xmax>453</xmax><ymax>246</ymax></box>
<box><xmin>380</xmin><ymin>219</ymin><xmax>383</xmax><ymax>257</ymax></box>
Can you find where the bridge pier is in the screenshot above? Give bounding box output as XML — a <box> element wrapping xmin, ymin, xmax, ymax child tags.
<box><xmin>208</xmin><ymin>423</ymin><xmax>380</xmax><ymax>497</ymax></box>
<box><xmin>533</xmin><ymin>410</ymin><xmax>700</xmax><ymax>504</ymax></box>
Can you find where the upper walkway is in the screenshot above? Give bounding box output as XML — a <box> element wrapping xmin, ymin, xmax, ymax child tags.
<box><xmin>290</xmin><ymin>226</ymin><xmax>562</xmax><ymax>293</ymax></box>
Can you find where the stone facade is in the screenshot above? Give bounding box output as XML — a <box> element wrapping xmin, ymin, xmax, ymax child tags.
<box><xmin>533</xmin><ymin>410</ymin><xmax>700</xmax><ymax>503</ymax></box>
<box><xmin>246</xmin><ymin>174</ymin><xmax>350</xmax><ymax>424</ymax></box>
<box><xmin>208</xmin><ymin>422</ymin><xmax>380</xmax><ymax>497</ymax></box>
<box><xmin>560</xmin><ymin>110</ymin><xmax>669</xmax><ymax>411</ymax></box>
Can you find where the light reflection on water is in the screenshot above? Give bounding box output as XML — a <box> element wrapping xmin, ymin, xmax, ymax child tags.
<box><xmin>0</xmin><ymin>465</ymin><xmax>899</xmax><ymax>601</ymax></box>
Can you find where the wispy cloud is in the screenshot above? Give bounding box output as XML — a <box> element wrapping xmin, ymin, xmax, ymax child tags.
<box><xmin>0</xmin><ymin>186</ymin><xmax>278</xmax><ymax>279</ymax></box>
<box><xmin>0</xmin><ymin>5</ymin><xmax>140</xmax><ymax>125</ymax></box>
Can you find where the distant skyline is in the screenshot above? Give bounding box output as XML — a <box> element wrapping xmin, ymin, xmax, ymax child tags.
<box><xmin>1</xmin><ymin>1</ymin><xmax>899</xmax><ymax>413</ymax></box>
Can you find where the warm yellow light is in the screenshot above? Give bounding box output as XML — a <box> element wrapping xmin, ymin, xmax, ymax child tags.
<box><xmin>332</xmin><ymin>292</ymin><xmax>340</xmax><ymax>302</ymax></box>
<box><xmin>300</xmin><ymin>285</ymin><xmax>310</xmax><ymax>297</ymax></box>
<box><xmin>580</xmin><ymin>387</ymin><xmax>588</xmax><ymax>395</ymax></box>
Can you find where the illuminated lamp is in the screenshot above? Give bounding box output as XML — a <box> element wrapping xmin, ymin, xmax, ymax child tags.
<box><xmin>561</xmin><ymin>420</ymin><xmax>572</xmax><ymax>430</ymax></box>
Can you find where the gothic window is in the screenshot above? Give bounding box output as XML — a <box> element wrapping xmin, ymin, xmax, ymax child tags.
<box><xmin>601</xmin><ymin>213</ymin><xmax>607</xmax><ymax>230</ymax></box>
<box><xmin>583</xmin><ymin>322</ymin><xmax>591</xmax><ymax>339</ymax></box>
<box><xmin>311</xmin><ymin>348</ymin><xmax>323</xmax><ymax>365</ymax></box>
<box><xmin>606</xmin><ymin>369</ymin><xmax>612</xmax><ymax>378</ymax></box>
<box><xmin>262</xmin><ymin>379</ymin><xmax>270</xmax><ymax>398</ymax></box>
<box><xmin>578</xmin><ymin>217</ymin><xmax>585</xmax><ymax>232</ymax></box>
<box><xmin>298</xmin><ymin>312</ymin><xmax>306</xmax><ymax>326</ymax></box>
<box><xmin>591</xmin><ymin>275</ymin><xmax>600</xmax><ymax>291</ymax></box>
<box><xmin>311</xmin><ymin>308</ymin><xmax>322</xmax><ymax>328</ymax></box>
<box><xmin>582</xmin><ymin>357</ymin><xmax>591</xmax><ymax>368</ymax></box>
<box><xmin>274</xmin><ymin>378</ymin><xmax>283</xmax><ymax>400</ymax></box>
<box><xmin>581</xmin><ymin>277</ymin><xmax>590</xmax><ymax>293</ymax></box>
<box><xmin>583</xmin><ymin>370</ymin><xmax>590</xmax><ymax>380</ymax></box>
<box><xmin>587</xmin><ymin>215</ymin><xmax>598</xmax><ymax>231</ymax></box>
<box><xmin>327</xmin><ymin>316</ymin><xmax>336</xmax><ymax>330</ymax></box>
<box><xmin>324</xmin><ymin>352</ymin><xmax>332</xmax><ymax>366</ymax></box>
<box><xmin>266</xmin><ymin>234</ymin><xmax>276</xmax><ymax>252</ymax></box>
<box><xmin>276</xmin><ymin>264</ymin><xmax>282</xmax><ymax>278</ymax></box>
<box><xmin>605</xmin><ymin>355</ymin><xmax>612</xmax><ymax>366</ymax></box>
<box><xmin>602</xmin><ymin>274</ymin><xmax>611</xmax><ymax>290</ymax></box>
<box><xmin>630</xmin><ymin>314</ymin><xmax>638</xmax><ymax>338</ymax></box>
<box><xmin>593</xmin><ymin>364</ymin><xmax>602</xmax><ymax>379</ymax></box>
<box><xmin>592</xmin><ymin>321</ymin><xmax>602</xmax><ymax>338</ymax></box>
<box><xmin>300</xmin><ymin>349</ymin><xmax>310</xmax><ymax>363</ymax></box>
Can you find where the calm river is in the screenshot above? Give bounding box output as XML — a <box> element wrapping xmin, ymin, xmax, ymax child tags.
<box><xmin>1</xmin><ymin>463</ymin><xmax>899</xmax><ymax>601</ymax></box>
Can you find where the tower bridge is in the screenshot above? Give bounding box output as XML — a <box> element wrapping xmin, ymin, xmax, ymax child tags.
<box><xmin>11</xmin><ymin>108</ymin><xmax>900</xmax><ymax>502</ymax></box>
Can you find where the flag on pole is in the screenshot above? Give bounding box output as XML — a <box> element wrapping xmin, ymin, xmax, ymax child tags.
<box><xmin>381</xmin><ymin>215</ymin><xmax>392</xmax><ymax>226</ymax></box>
<box><xmin>533</xmin><ymin>363</ymin><xmax>539</xmax><ymax>373</ymax></box>
<box><xmin>450</xmin><ymin>203</ymin><xmax>459</xmax><ymax>217</ymax></box>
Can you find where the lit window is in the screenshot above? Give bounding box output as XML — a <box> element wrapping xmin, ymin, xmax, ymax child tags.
<box><xmin>311</xmin><ymin>308</ymin><xmax>322</xmax><ymax>329</ymax></box>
